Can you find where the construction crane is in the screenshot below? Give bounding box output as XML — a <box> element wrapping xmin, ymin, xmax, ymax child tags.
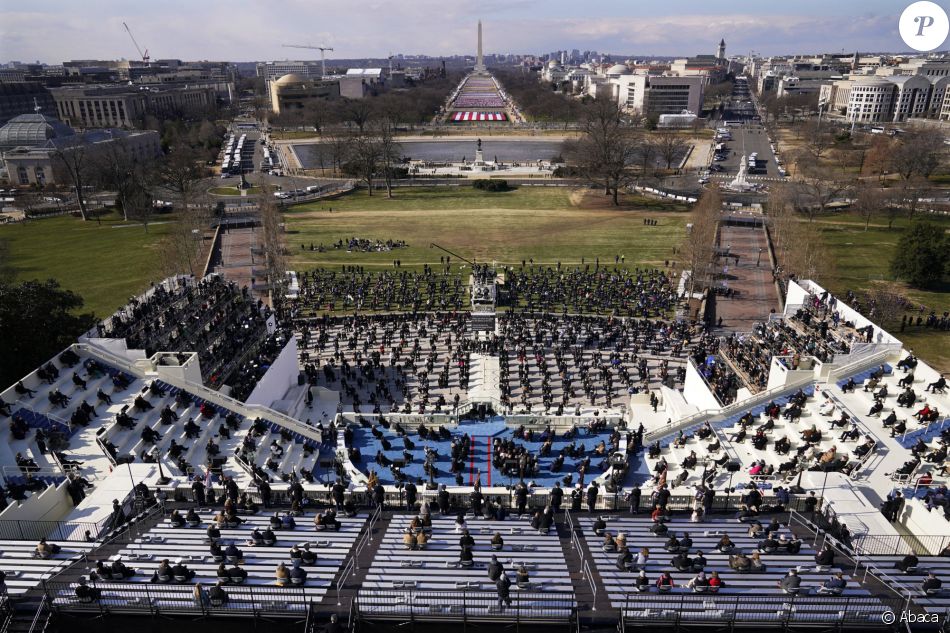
<box><xmin>122</xmin><ymin>22</ymin><xmax>149</xmax><ymax>65</ymax></box>
<box><xmin>282</xmin><ymin>44</ymin><xmax>334</xmax><ymax>77</ymax></box>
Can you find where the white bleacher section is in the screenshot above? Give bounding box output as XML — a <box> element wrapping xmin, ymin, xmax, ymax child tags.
<box><xmin>0</xmin><ymin>540</ymin><xmax>95</xmax><ymax>595</ymax></box>
<box><xmin>358</xmin><ymin>514</ymin><xmax>575</xmax><ymax>619</ymax></box>
<box><xmin>581</xmin><ymin>515</ymin><xmax>871</xmax><ymax>601</ymax></box>
<box><xmin>51</xmin><ymin>510</ymin><xmax>367</xmax><ymax>611</ymax></box>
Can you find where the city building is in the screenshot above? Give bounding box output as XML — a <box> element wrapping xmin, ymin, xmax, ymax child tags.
<box><xmin>0</xmin><ymin>82</ymin><xmax>56</xmax><ymax>125</ymax></box>
<box><xmin>49</xmin><ymin>83</ymin><xmax>218</xmax><ymax>128</ymax></box>
<box><xmin>257</xmin><ymin>60</ymin><xmax>326</xmax><ymax>92</ymax></box>
<box><xmin>269</xmin><ymin>74</ymin><xmax>341</xmax><ymax>115</ymax></box>
<box><xmin>611</xmin><ymin>74</ymin><xmax>705</xmax><ymax>117</ymax></box>
<box><xmin>0</xmin><ymin>112</ymin><xmax>159</xmax><ymax>185</ymax></box>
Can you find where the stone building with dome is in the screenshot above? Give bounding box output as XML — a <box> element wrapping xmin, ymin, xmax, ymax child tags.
<box><xmin>0</xmin><ymin>111</ymin><xmax>159</xmax><ymax>186</ymax></box>
<box><xmin>268</xmin><ymin>73</ymin><xmax>341</xmax><ymax>116</ymax></box>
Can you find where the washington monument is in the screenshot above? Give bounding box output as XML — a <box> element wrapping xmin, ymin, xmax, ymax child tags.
<box><xmin>475</xmin><ymin>20</ymin><xmax>486</xmax><ymax>72</ymax></box>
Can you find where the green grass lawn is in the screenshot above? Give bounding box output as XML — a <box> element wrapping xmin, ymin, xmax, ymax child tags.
<box><xmin>0</xmin><ymin>213</ymin><xmax>172</xmax><ymax>318</ymax></box>
<box><xmin>285</xmin><ymin>187</ymin><xmax>689</xmax><ymax>271</ymax></box>
<box><xmin>813</xmin><ymin>212</ymin><xmax>950</xmax><ymax>370</ymax></box>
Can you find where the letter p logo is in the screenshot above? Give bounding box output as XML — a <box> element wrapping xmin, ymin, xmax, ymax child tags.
<box><xmin>916</xmin><ymin>14</ymin><xmax>936</xmax><ymax>35</ymax></box>
<box><xmin>901</xmin><ymin>2</ymin><xmax>949</xmax><ymax>51</ymax></box>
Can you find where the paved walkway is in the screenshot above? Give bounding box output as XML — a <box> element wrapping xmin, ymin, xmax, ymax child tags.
<box><xmin>714</xmin><ymin>223</ymin><xmax>780</xmax><ymax>332</ymax></box>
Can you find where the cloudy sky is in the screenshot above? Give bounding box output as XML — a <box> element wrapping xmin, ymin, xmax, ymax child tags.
<box><xmin>0</xmin><ymin>0</ymin><xmax>929</xmax><ymax>63</ymax></box>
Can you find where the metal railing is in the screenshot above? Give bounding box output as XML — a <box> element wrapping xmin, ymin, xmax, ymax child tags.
<box><xmin>852</xmin><ymin>532</ymin><xmax>950</xmax><ymax>557</ymax></box>
<box><xmin>582</xmin><ymin>559</ymin><xmax>598</xmax><ymax>611</ymax></box>
<box><xmin>0</xmin><ymin>517</ymin><xmax>104</xmax><ymax>542</ymax></box>
<box><xmin>354</xmin><ymin>588</ymin><xmax>577</xmax><ymax>624</ymax></box>
<box><xmin>620</xmin><ymin>592</ymin><xmax>903</xmax><ymax>627</ymax></box>
<box><xmin>43</xmin><ymin>580</ymin><xmax>316</xmax><ymax>618</ymax></box>
<box><xmin>643</xmin><ymin>373</ymin><xmax>816</xmax><ymax>445</ymax></box>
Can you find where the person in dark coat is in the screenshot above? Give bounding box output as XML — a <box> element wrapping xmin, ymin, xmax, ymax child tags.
<box><xmin>586</xmin><ymin>482</ymin><xmax>599</xmax><ymax>512</ymax></box>
<box><xmin>496</xmin><ymin>573</ymin><xmax>512</xmax><ymax>610</ymax></box>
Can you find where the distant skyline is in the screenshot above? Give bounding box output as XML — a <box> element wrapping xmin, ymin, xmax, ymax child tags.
<box><xmin>0</xmin><ymin>0</ymin><xmax>937</xmax><ymax>64</ymax></box>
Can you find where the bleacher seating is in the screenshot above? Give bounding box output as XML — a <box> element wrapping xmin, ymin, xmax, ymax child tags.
<box><xmin>0</xmin><ymin>539</ymin><xmax>96</xmax><ymax>595</ymax></box>
<box><xmin>357</xmin><ymin>514</ymin><xmax>575</xmax><ymax>619</ymax></box>
<box><xmin>495</xmin><ymin>313</ymin><xmax>692</xmax><ymax>413</ymax></box>
<box><xmin>296</xmin><ymin>313</ymin><xmax>471</xmax><ymax>413</ymax></box>
<box><xmin>579</xmin><ymin>516</ymin><xmax>882</xmax><ymax>608</ymax></box>
<box><xmin>867</xmin><ymin>555</ymin><xmax>950</xmax><ymax>615</ymax></box>
<box><xmin>48</xmin><ymin>510</ymin><xmax>366</xmax><ymax>611</ymax></box>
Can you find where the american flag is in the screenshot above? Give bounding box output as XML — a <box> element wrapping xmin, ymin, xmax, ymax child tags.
<box><xmin>451</xmin><ymin>112</ymin><xmax>508</xmax><ymax>122</ymax></box>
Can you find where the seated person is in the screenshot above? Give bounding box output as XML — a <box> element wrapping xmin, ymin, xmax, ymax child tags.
<box><xmin>75</xmin><ymin>578</ymin><xmax>101</xmax><ymax>602</ymax></box>
<box><xmin>403</xmin><ymin>529</ymin><xmax>417</xmax><ymax>550</ymax></box>
<box><xmin>686</xmin><ymin>571</ymin><xmax>710</xmax><ymax>592</ymax></box>
<box><xmin>616</xmin><ymin>547</ymin><xmax>632</xmax><ymax>571</ymax></box>
<box><xmin>169</xmin><ymin>510</ymin><xmax>186</xmax><ymax>528</ymax></box>
<box><xmin>750</xmin><ymin>552</ymin><xmax>765</xmax><ymax>572</ymax></box>
<box><xmin>716</xmin><ymin>535</ymin><xmax>735</xmax><ymax>553</ymax></box>
<box><xmin>895</xmin><ymin>554</ymin><xmax>919</xmax><ymax>573</ymax></box>
<box><xmin>111</xmin><ymin>557</ymin><xmax>133</xmax><ymax>579</ymax></box>
<box><xmin>225</xmin><ymin>543</ymin><xmax>244</xmax><ymax>563</ymax></box>
<box><xmin>228</xmin><ymin>565</ymin><xmax>247</xmax><ymax>584</ymax></box>
<box><xmin>592</xmin><ymin>517</ymin><xmax>607</xmax><ymax>535</ymax></box>
<box><xmin>671</xmin><ymin>552</ymin><xmax>693</xmax><ymax>571</ymax></box>
<box><xmin>262</xmin><ymin>528</ymin><xmax>277</xmax><ymax>546</ymax></box>
<box><xmin>275</xmin><ymin>562</ymin><xmax>290</xmax><ymax>586</ymax></box>
<box><xmin>155</xmin><ymin>559</ymin><xmax>173</xmax><ymax>582</ymax></box>
<box><xmin>922</xmin><ymin>572</ymin><xmax>943</xmax><ymax>595</ymax></box>
<box><xmin>692</xmin><ymin>551</ymin><xmax>707</xmax><ymax>571</ymax></box>
<box><xmin>759</xmin><ymin>533</ymin><xmax>779</xmax><ymax>553</ymax></box>
<box><xmin>815</xmin><ymin>545</ymin><xmax>835</xmax><ymax>567</ymax></box>
<box><xmin>216</xmin><ymin>563</ymin><xmax>230</xmax><ymax>583</ymax></box>
<box><xmin>300</xmin><ymin>544</ymin><xmax>318</xmax><ymax>565</ymax></box>
<box><xmin>172</xmin><ymin>558</ymin><xmax>195</xmax><ymax>583</ymax></box>
<box><xmin>269</xmin><ymin>513</ymin><xmax>283</xmax><ymax>530</ymax></box>
<box><xmin>708</xmin><ymin>570</ymin><xmax>724</xmax><ymax>592</ymax></box>
<box><xmin>249</xmin><ymin>528</ymin><xmax>264</xmax><ymax>546</ymax></box>
<box><xmin>282</xmin><ymin>514</ymin><xmax>296</xmax><ymax>530</ymax></box>
<box><xmin>491</xmin><ymin>532</ymin><xmax>504</xmax><ymax>551</ymax></box>
<box><xmin>185</xmin><ymin>508</ymin><xmax>201</xmax><ymax>527</ymax></box>
<box><xmin>778</xmin><ymin>569</ymin><xmax>801</xmax><ymax>594</ymax></box>
<box><xmin>516</xmin><ymin>563</ymin><xmax>530</xmax><ymax>586</ymax></box>
<box><xmin>209</xmin><ymin>582</ymin><xmax>229</xmax><ymax>606</ymax></box>
<box><xmin>209</xmin><ymin>542</ymin><xmax>224</xmax><ymax>561</ymax></box>
<box><xmin>729</xmin><ymin>553</ymin><xmax>752</xmax><ymax>572</ymax></box>
<box><xmin>289</xmin><ymin>565</ymin><xmax>307</xmax><ymax>585</ymax></box>
<box><xmin>459</xmin><ymin>546</ymin><xmax>474</xmax><ymax>567</ymax></box>
<box><xmin>817</xmin><ymin>572</ymin><xmax>847</xmax><ymax>595</ymax></box>
<box><xmin>656</xmin><ymin>572</ymin><xmax>675</xmax><ymax>592</ymax></box>
<box><xmin>634</xmin><ymin>570</ymin><xmax>650</xmax><ymax>592</ymax></box>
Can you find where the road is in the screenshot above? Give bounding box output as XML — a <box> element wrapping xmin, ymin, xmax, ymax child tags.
<box><xmin>715</xmin><ymin>123</ymin><xmax>781</xmax><ymax>179</ymax></box>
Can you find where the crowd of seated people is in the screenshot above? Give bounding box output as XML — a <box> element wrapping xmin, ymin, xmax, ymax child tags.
<box><xmin>97</xmin><ymin>275</ymin><xmax>272</xmax><ymax>391</ymax></box>
<box><xmin>494</xmin><ymin>312</ymin><xmax>694</xmax><ymax>413</ymax></box>
<box><xmin>294</xmin><ymin>312</ymin><xmax>470</xmax><ymax>414</ymax></box>
<box><xmin>226</xmin><ymin>326</ymin><xmax>295</xmax><ymax>402</ymax></box>
<box><xmin>504</xmin><ymin>264</ymin><xmax>678</xmax><ymax>317</ymax></box>
<box><xmin>304</xmin><ymin>237</ymin><xmax>409</xmax><ymax>253</ymax></box>
<box><xmin>282</xmin><ymin>266</ymin><xmax>466</xmax><ymax>317</ymax></box>
<box><xmin>693</xmin><ymin>344</ymin><xmax>741</xmax><ymax>406</ymax></box>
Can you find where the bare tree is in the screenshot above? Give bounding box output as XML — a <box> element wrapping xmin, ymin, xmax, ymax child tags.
<box><xmin>681</xmin><ymin>187</ymin><xmax>721</xmax><ymax>296</ymax></box>
<box><xmin>890</xmin><ymin>127</ymin><xmax>945</xmax><ymax>181</ymax></box>
<box><xmin>564</xmin><ymin>97</ymin><xmax>642</xmax><ymax>205</ymax></box>
<box><xmin>791</xmin><ymin>158</ymin><xmax>850</xmax><ymax>222</ymax></box>
<box><xmin>879</xmin><ymin>188</ymin><xmax>904</xmax><ymax>229</ymax></box>
<box><xmin>373</xmin><ymin>121</ymin><xmax>403</xmax><ymax>198</ymax></box>
<box><xmin>257</xmin><ymin>184</ymin><xmax>287</xmax><ymax>300</ymax></box>
<box><xmin>651</xmin><ymin>130</ymin><xmax>689</xmax><ymax>171</ymax></box>
<box><xmin>50</xmin><ymin>138</ymin><xmax>91</xmax><ymax>222</ymax></box>
<box><xmin>851</xmin><ymin>183</ymin><xmax>882</xmax><ymax>231</ymax></box>
<box><xmin>339</xmin><ymin>98</ymin><xmax>376</xmax><ymax>134</ymax></box>
<box><xmin>349</xmin><ymin>134</ymin><xmax>383</xmax><ymax>196</ymax></box>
